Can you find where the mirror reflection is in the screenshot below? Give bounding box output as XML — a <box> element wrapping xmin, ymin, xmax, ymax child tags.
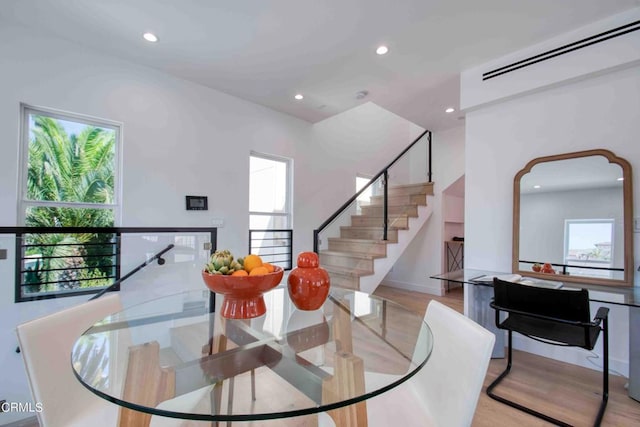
<box><xmin>513</xmin><ymin>149</ymin><xmax>633</xmax><ymax>287</ymax></box>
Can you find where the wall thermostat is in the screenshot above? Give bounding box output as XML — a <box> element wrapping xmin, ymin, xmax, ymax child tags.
<box><xmin>186</xmin><ymin>196</ymin><xmax>208</xmax><ymax>211</ymax></box>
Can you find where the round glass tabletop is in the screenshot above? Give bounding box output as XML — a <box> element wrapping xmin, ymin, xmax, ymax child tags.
<box><xmin>72</xmin><ymin>287</ymin><xmax>433</xmax><ymax>422</ymax></box>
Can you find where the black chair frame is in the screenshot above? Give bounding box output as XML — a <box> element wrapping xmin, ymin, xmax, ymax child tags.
<box><xmin>487</xmin><ymin>279</ymin><xmax>609</xmax><ymax>427</ymax></box>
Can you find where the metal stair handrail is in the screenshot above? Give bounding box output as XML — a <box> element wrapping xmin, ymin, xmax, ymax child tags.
<box><xmin>313</xmin><ymin>130</ymin><xmax>432</xmax><ymax>253</ymax></box>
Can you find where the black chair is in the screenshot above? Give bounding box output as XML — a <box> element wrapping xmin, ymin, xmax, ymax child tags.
<box><xmin>487</xmin><ymin>278</ymin><xmax>609</xmax><ymax>427</ymax></box>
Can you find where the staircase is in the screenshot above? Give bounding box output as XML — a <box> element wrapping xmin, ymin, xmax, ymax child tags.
<box><xmin>320</xmin><ymin>182</ymin><xmax>434</xmax><ymax>294</ymax></box>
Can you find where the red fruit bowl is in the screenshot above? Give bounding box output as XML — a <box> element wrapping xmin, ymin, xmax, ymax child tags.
<box><xmin>202</xmin><ymin>266</ymin><xmax>284</xmax><ymax>319</ymax></box>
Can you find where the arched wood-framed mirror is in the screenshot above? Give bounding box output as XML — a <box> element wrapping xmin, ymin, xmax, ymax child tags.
<box><xmin>513</xmin><ymin>149</ymin><xmax>634</xmax><ymax>287</ymax></box>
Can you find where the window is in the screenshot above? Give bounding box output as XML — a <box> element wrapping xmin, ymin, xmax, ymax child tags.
<box><xmin>564</xmin><ymin>219</ymin><xmax>614</xmax><ymax>278</ymax></box>
<box><xmin>249</xmin><ymin>152</ymin><xmax>292</xmax><ymax>230</ymax></box>
<box><xmin>356</xmin><ymin>174</ymin><xmax>375</xmax><ymax>213</ymax></box>
<box><xmin>17</xmin><ymin>105</ymin><xmax>121</xmax><ymax>301</ymax></box>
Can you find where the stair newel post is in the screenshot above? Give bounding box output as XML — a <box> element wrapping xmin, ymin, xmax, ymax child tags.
<box><xmin>313</xmin><ymin>229</ymin><xmax>319</xmax><ymax>254</ymax></box>
<box><xmin>427</xmin><ymin>131</ymin><xmax>432</xmax><ymax>183</ymax></box>
<box><xmin>383</xmin><ymin>170</ymin><xmax>389</xmax><ymax>241</ymax></box>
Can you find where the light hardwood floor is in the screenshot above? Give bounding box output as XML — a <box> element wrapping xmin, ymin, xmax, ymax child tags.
<box><xmin>373</xmin><ymin>284</ymin><xmax>640</xmax><ymax>427</ymax></box>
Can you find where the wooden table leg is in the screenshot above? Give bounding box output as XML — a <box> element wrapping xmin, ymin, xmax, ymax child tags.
<box><xmin>202</xmin><ymin>326</ymin><xmax>228</xmax><ymax>427</ymax></box>
<box><xmin>322</xmin><ymin>351</ymin><xmax>367</xmax><ymax>427</ymax></box>
<box><xmin>333</xmin><ymin>298</ymin><xmax>353</xmax><ymax>354</ymax></box>
<box><xmin>117</xmin><ymin>341</ymin><xmax>176</xmax><ymax>427</ymax></box>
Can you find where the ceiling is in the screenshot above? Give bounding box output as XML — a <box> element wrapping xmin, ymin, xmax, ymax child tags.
<box><xmin>2</xmin><ymin>0</ymin><xmax>639</xmax><ymax>131</ymax></box>
<box><xmin>520</xmin><ymin>156</ymin><xmax>625</xmax><ymax>194</ymax></box>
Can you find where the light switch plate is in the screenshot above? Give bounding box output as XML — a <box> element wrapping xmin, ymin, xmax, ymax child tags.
<box><xmin>635</xmin><ymin>217</ymin><xmax>640</xmax><ymax>233</ymax></box>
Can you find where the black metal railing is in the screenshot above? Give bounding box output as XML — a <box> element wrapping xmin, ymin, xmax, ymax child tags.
<box><xmin>0</xmin><ymin>227</ymin><xmax>217</xmax><ymax>302</ymax></box>
<box><xmin>89</xmin><ymin>243</ymin><xmax>175</xmax><ymax>301</ymax></box>
<box><xmin>313</xmin><ymin>130</ymin><xmax>432</xmax><ymax>253</ymax></box>
<box><xmin>519</xmin><ymin>259</ymin><xmax>624</xmax><ymax>276</ymax></box>
<box><xmin>249</xmin><ymin>229</ymin><xmax>293</xmax><ymax>270</ymax></box>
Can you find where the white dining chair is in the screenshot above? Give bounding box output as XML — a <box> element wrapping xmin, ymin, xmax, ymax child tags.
<box><xmin>16</xmin><ymin>294</ymin><xmax>123</xmax><ymax>427</ymax></box>
<box><xmin>320</xmin><ymin>300</ymin><xmax>496</xmax><ymax>427</ymax></box>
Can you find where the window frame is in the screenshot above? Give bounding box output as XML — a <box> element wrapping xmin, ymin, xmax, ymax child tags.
<box><xmin>249</xmin><ymin>151</ymin><xmax>293</xmax><ymax>230</ymax></box>
<box><xmin>16</xmin><ymin>104</ymin><xmax>123</xmax><ymax>301</ymax></box>
<box><xmin>563</xmin><ymin>218</ymin><xmax>615</xmax><ymax>278</ymax></box>
<box><xmin>18</xmin><ymin>104</ymin><xmax>123</xmax><ymax>226</ymax></box>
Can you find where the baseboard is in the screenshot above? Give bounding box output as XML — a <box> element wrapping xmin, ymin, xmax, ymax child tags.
<box><xmin>382</xmin><ymin>278</ymin><xmax>442</xmax><ymax>296</ymax></box>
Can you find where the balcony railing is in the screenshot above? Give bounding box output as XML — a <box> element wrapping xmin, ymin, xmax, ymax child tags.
<box><xmin>249</xmin><ymin>229</ymin><xmax>293</xmax><ymax>270</ymax></box>
<box><xmin>0</xmin><ymin>227</ymin><xmax>217</xmax><ymax>302</ymax></box>
<box><xmin>518</xmin><ymin>258</ymin><xmax>624</xmax><ymax>279</ymax></box>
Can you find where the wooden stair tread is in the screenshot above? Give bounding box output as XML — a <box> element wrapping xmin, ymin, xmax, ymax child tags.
<box><xmin>352</xmin><ymin>213</ymin><xmax>409</xmax><ymax>219</ymax></box>
<box><xmin>341</xmin><ymin>225</ymin><xmax>403</xmax><ymax>230</ymax></box>
<box><xmin>323</xmin><ymin>265</ymin><xmax>373</xmax><ymax>277</ymax></box>
<box><xmin>389</xmin><ymin>182</ymin><xmax>434</xmax><ymax>190</ymax></box>
<box><xmin>363</xmin><ymin>200</ymin><xmax>421</xmax><ymax>206</ymax></box>
<box><xmin>321</xmin><ymin>181</ymin><xmax>434</xmax><ymax>292</ymax></box>
<box><xmin>366</xmin><ymin>196</ymin><xmax>427</xmax><ymax>207</ymax></box>
<box><xmin>327</xmin><ymin>237</ymin><xmax>389</xmax><ymax>244</ymax></box>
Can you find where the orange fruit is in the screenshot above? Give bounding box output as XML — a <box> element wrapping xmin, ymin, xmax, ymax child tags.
<box><xmin>263</xmin><ymin>262</ymin><xmax>275</xmax><ymax>273</ymax></box>
<box><xmin>249</xmin><ymin>266</ymin><xmax>269</xmax><ymax>276</ymax></box>
<box><xmin>231</xmin><ymin>270</ymin><xmax>248</xmax><ymax>276</ymax></box>
<box><xmin>243</xmin><ymin>254</ymin><xmax>263</xmax><ymax>272</ymax></box>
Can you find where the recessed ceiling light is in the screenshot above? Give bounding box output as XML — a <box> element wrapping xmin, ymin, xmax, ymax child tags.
<box><xmin>376</xmin><ymin>45</ymin><xmax>389</xmax><ymax>55</ymax></box>
<box><xmin>533</xmin><ymin>185</ymin><xmax>541</xmax><ymax>189</ymax></box>
<box><xmin>445</xmin><ymin>107</ymin><xmax>455</xmax><ymax>113</ymax></box>
<box><xmin>617</xmin><ymin>177</ymin><xmax>624</xmax><ymax>181</ymax></box>
<box><xmin>294</xmin><ymin>94</ymin><xmax>304</xmax><ymax>100</ymax></box>
<box><xmin>143</xmin><ymin>32</ymin><xmax>158</xmax><ymax>43</ymax></box>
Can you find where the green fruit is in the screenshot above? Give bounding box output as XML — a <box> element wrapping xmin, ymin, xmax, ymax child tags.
<box><xmin>206</xmin><ymin>250</ymin><xmax>243</xmax><ymax>275</ymax></box>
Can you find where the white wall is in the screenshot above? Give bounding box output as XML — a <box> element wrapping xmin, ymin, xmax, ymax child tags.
<box><xmin>0</xmin><ymin>21</ymin><xmax>424</xmax><ymax>423</ymax></box>
<box><xmin>384</xmin><ymin>125</ymin><xmax>465</xmax><ymax>294</ymax></box>
<box><xmin>464</xmin><ymin>47</ymin><xmax>640</xmax><ymax>375</ymax></box>
<box><xmin>461</xmin><ymin>7</ymin><xmax>640</xmax><ymax>111</ymax></box>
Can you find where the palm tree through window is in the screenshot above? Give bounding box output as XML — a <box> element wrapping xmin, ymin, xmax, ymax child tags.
<box><xmin>18</xmin><ymin>105</ymin><xmax>121</xmax><ymax>300</ymax></box>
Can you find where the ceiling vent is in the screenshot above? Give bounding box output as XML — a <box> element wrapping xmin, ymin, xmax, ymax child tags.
<box><xmin>482</xmin><ymin>19</ymin><xmax>640</xmax><ymax>81</ymax></box>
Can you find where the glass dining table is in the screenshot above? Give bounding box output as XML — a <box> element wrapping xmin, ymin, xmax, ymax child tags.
<box><xmin>71</xmin><ymin>286</ymin><xmax>433</xmax><ymax>427</ymax></box>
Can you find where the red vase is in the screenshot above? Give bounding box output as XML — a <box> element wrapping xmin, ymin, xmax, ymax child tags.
<box><xmin>287</xmin><ymin>252</ymin><xmax>330</xmax><ymax>310</ymax></box>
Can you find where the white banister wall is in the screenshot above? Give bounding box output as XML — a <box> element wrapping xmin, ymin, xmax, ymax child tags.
<box><xmin>383</xmin><ymin>126</ymin><xmax>465</xmax><ymax>295</ymax></box>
